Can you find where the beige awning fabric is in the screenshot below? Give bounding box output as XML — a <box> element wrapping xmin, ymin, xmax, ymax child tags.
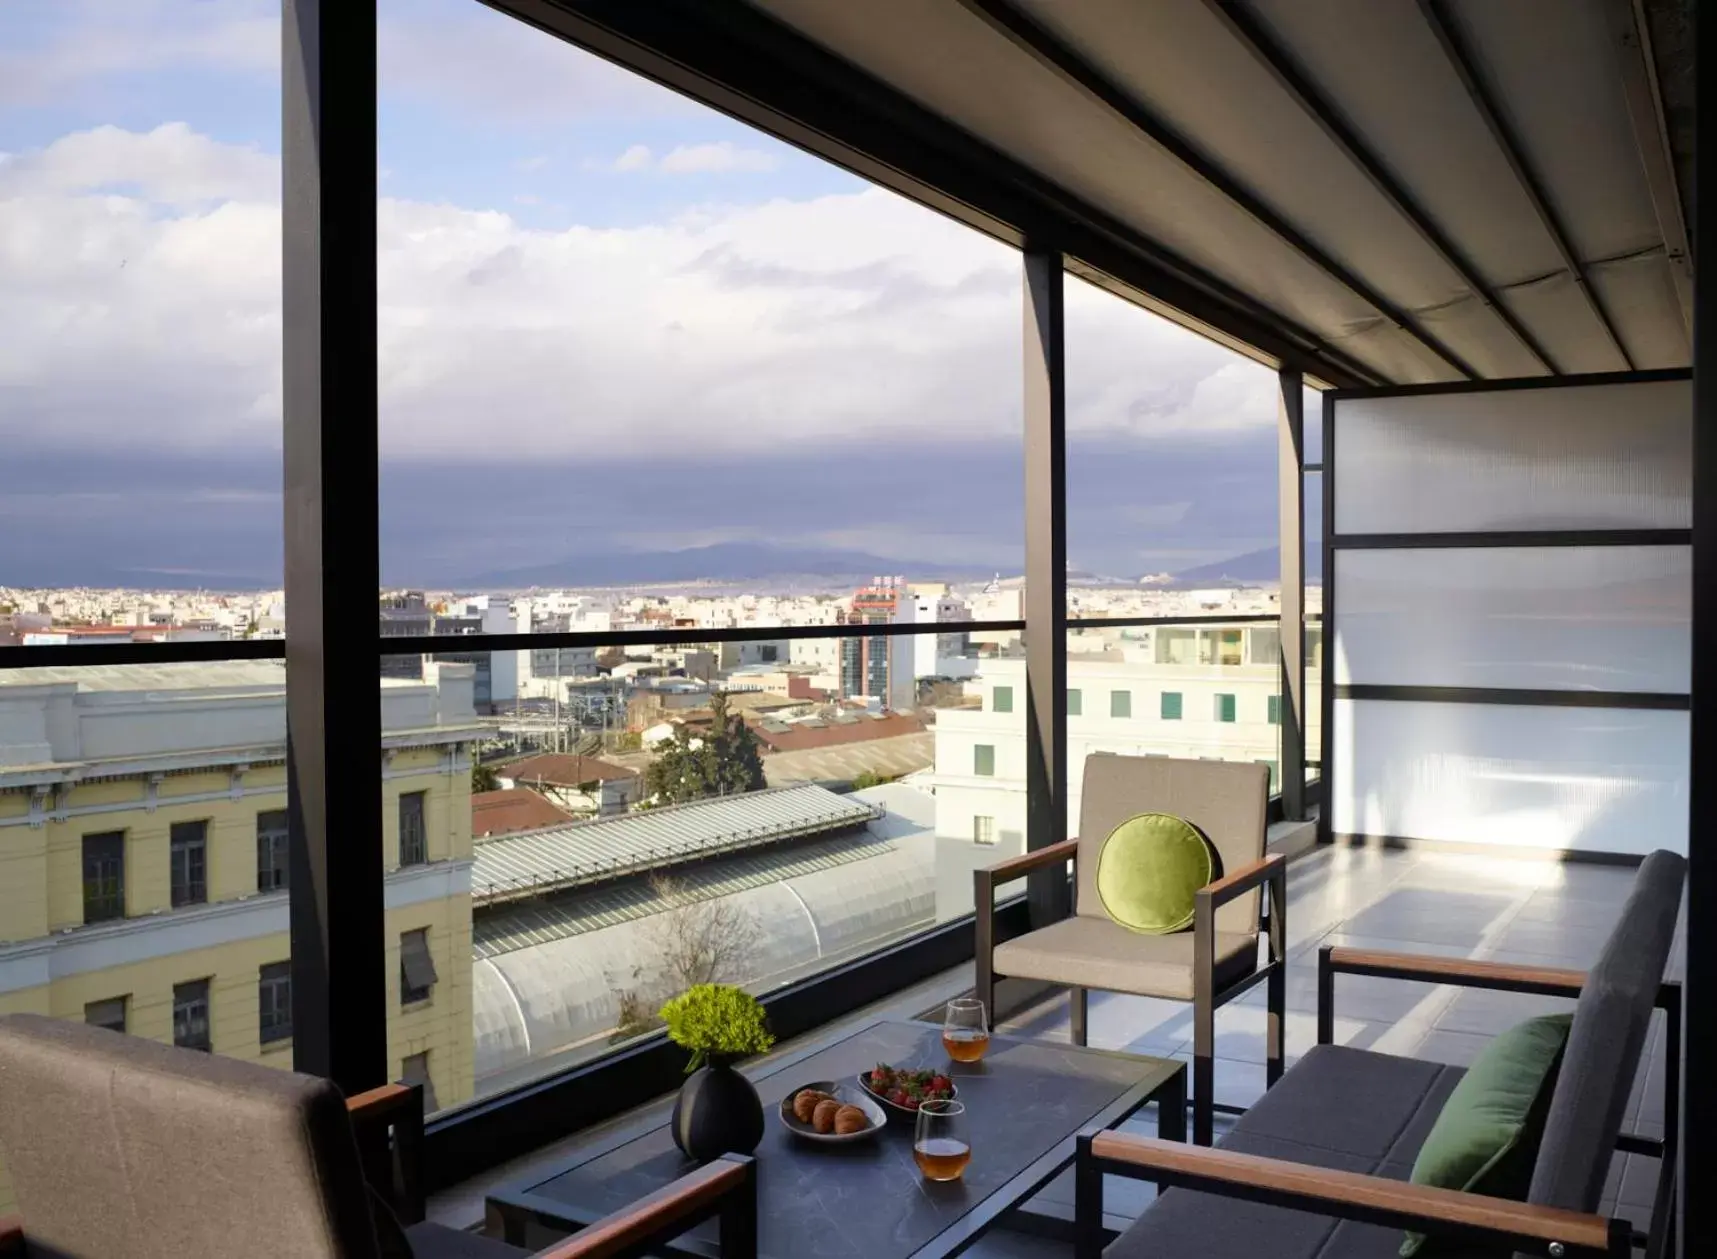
<box><xmin>743</xmin><ymin>0</ymin><xmax>1691</xmax><ymax>383</ymax></box>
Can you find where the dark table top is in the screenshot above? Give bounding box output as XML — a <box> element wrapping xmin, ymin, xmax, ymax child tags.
<box><xmin>491</xmin><ymin>1019</ymin><xmax>1182</xmax><ymax>1259</ymax></box>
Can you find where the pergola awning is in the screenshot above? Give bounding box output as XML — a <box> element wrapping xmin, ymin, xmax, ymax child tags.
<box><xmin>496</xmin><ymin>0</ymin><xmax>1694</xmax><ymax>388</ymax></box>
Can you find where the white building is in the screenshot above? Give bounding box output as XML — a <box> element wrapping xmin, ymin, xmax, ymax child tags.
<box><xmin>930</xmin><ymin>622</ymin><xmax>1320</xmax><ymax>918</ymax></box>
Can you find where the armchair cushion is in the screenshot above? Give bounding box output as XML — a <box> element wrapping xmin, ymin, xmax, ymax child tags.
<box><xmin>992</xmin><ymin>914</ymin><xmax>1255</xmax><ymax>1000</ymax></box>
<box><xmin>1096</xmin><ymin>812</ymin><xmax>1216</xmax><ymax>934</ymax></box>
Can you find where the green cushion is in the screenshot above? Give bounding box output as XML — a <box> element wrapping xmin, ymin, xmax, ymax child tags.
<box><xmin>1095</xmin><ymin>812</ymin><xmax>1215</xmax><ymax>935</ymax></box>
<box><xmin>1400</xmin><ymin>1013</ymin><xmax>1573</xmax><ymax>1257</ymax></box>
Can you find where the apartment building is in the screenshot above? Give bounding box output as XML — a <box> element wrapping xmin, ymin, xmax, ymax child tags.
<box><xmin>0</xmin><ymin>660</ymin><xmax>484</xmax><ymax>1214</ymax></box>
<box><xmin>930</xmin><ymin>622</ymin><xmax>1321</xmax><ymax>917</ymax></box>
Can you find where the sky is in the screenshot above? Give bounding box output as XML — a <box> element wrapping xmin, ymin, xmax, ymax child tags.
<box><xmin>0</xmin><ymin>0</ymin><xmax>1285</xmax><ymax>590</ymax></box>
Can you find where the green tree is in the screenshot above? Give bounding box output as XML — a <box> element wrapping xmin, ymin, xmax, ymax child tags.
<box><xmin>471</xmin><ymin>761</ymin><xmax>500</xmax><ymax>793</ymax></box>
<box><xmin>644</xmin><ymin>691</ymin><xmax>766</xmax><ymax>805</ymax></box>
<box><xmin>850</xmin><ymin>769</ymin><xmax>896</xmax><ymax>791</ymax></box>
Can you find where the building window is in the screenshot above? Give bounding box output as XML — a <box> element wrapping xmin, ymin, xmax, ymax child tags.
<box><xmin>173</xmin><ymin>979</ymin><xmax>212</xmax><ymax>1052</ymax></box>
<box><xmin>257</xmin><ymin>809</ymin><xmax>290</xmax><ymax>892</ymax></box>
<box><xmin>259</xmin><ymin>961</ymin><xmax>292</xmax><ymax>1045</ymax></box>
<box><xmin>85</xmin><ymin>997</ymin><xmax>127</xmax><ymax>1034</ymax></box>
<box><xmin>992</xmin><ymin>685</ymin><xmax>1014</xmax><ymax>714</ymax></box>
<box><xmin>81</xmin><ymin>831</ymin><xmax>126</xmax><ymax>924</ymax></box>
<box><xmin>401</xmin><ymin>1051</ymin><xmax>439</xmax><ymax>1115</ymax></box>
<box><xmin>973</xmin><ymin>815</ymin><xmax>996</xmax><ymax>845</ymax></box>
<box><xmin>1267</xmin><ymin>695</ymin><xmax>1282</xmax><ymax>725</ymax></box>
<box><xmin>1161</xmin><ymin>692</ymin><xmax>1183</xmax><ymax>721</ymax></box>
<box><xmin>1067</xmin><ymin>688</ymin><xmax>1082</xmax><ymax>717</ymax></box>
<box><xmin>170</xmin><ymin>820</ymin><xmax>208</xmax><ymax>907</ymax></box>
<box><xmin>1257</xmin><ymin>760</ymin><xmax>1280</xmax><ymax>792</ymax></box>
<box><xmin>1215</xmin><ymin>693</ymin><xmax>1237</xmax><ymax>723</ymax></box>
<box><xmin>400</xmin><ymin>928</ymin><xmax>438</xmax><ymax>1004</ymax></box>
<box><xmin>973</xmin><ymin>745</ymin><xmax>996</xmax><ymax>778</ymax></box>
<box><xmin>1110</xmin><ymin>690</ymin><xmax>1132</xmax><ymax>719</ymax></box>
<box><xmin>399</xmin><ymin>791</ymin><xmax>428</xmax><ymax>867</ymax></box>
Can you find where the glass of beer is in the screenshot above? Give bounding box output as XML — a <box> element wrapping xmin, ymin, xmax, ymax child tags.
<box><xmin>913</xmin><ymin>1099</ymin><xmax>970</xmax><ymax>1182</ymax></box>
<box><xmin>942</xmin><ymin>997</ymin><xmax>990</xmax><ymax>1062</ymax></box>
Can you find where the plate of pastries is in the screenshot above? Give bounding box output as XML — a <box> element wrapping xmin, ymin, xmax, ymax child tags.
<box><xmin>779</xmin><ymin>1080</ymin><xmax>885</xmax><ymax>1143</ymax></box>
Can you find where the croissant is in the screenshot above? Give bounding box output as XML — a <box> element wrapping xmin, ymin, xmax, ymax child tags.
<box><xmin>812</xmin><ymin>1098</ymin><xmax>842</xmax><ymax>1133</ymax></box>
<box><xmin>792</xmin><ymin>1089</ymin><xmax>832</xmax><ymax>1123</ymax></box>
<box><xmin>833</xmin><ymin>1104</ymin><xmax>869</xmax><ymax>1135</ymax></box>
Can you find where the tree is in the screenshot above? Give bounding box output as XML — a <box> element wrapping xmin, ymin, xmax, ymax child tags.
<box><xmin>850</xmin><ymin>769</ymin><xmax>896</xmax><ymax>791</ymax></box>
<box><xmin>643</xmin><ymin>691</ymin><xmax>767</xmax><ymax>805</ymax></box>
<box><xmin>471</xmin><ymin>761</ymin><xmax>500</xmax><ymax>793</ymax></box>
<box><xmin>611</xmin><ymin>873</ymin><xmax>762</xmax><ymax>1042</ymax></box>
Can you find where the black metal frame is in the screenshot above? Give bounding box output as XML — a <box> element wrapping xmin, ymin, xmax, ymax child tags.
<box><xmin>487</xmin><ymin>1017</ymin><xmax>1186</xmax><ymax>1259</ymax></box>
<box><xmin>1319</xmin><ymin>368</ymin><xmax>1695</xmax><ymax>851</ymax></box>
<box><xmin>972</xmin><ymin>843</ymin><xmax>1286</xmax><ymax>1148</ymax></box>
<box><xmin>1318</xmin><ymin>948</ymin><xmax>1682</xmax><ymax>1258</ymax></box>
<box><xmin>1075</xmin><ymin>1127</ymin><xmax>1632</xmax><ymax>1259</ymax></box>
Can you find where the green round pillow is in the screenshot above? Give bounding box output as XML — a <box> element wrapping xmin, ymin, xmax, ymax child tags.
<box><xmin>1096</xmin><ymin>813</ymin><xmax>1215</xmax><ymax>935</ymax></box>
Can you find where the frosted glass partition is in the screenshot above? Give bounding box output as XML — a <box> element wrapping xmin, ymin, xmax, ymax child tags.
<box><xmin>1331</xmin><ymin>699</ymin><xmax>1688</xmax><ymax>855</ymax></box>
<box><xmin>1334</xmin><ymin>546</ymin><xmax>1691</xmax><ymax>693</ymax></box>
<box><xmin>1333</xmin><ymin>379</ymin><xmax>1691</xmax><ymax>534</ymax></box>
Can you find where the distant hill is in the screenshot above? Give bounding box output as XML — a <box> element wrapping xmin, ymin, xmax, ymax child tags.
<box><xmin>453</xmin><ymin>542</ymin><xmax>1000</xmax><ymax>589</ymax></box>
<box><xmin>1168</xmin><ymin>546</ymin><xmax>1323</xmax><ymax>586</ymax></box>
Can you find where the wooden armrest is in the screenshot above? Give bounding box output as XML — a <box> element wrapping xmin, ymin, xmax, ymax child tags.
<box><xmin>1087</xmin><ymin>1133</ymin><xmax>1621</xmax><ymax>1256</ymax></box>
<box><xmin>347</xmin><ymin>1082</ymin><xmax>419</xmax><ymax>1123</ymax></box>
<box><xmin>1197</xmin><ymin>853</ymin><xmax>1284</xmax><ymax>908</ymax></box>
<box><xmin>530</xmin><ymin>1155</ymin><xmax>755</xmax><ymax>1259</ymax></box>
<box><xmin>978</xmin><ymin>838</ymin><xmax>1078</xmax><ymax>886</ymax></box>
<box><xmin>1326</xmin><ymin>947</ymin><xmax>1586</xmax><ymax>996</ymax></box>
<box><xmin>0</xmin><ymin>1214</ymin><xmax>24</xmax><ymax>1256</ymax></box>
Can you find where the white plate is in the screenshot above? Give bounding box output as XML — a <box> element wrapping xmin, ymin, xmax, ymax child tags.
<box><xmin>778</xmin><ymin>1081</ymin><xmax>886</xmax><ymax>1143</ymax></box>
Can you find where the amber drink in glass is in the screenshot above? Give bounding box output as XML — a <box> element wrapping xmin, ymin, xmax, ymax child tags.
<box><xmin>913</xmin><ymin>1099</ymin><xmax>970</xmax><ymax>1181</ymax></box>
<box><xmin>942</xmin><ymin>997</ymin><xmax>990</xmax><ymax>1062</ymax></box>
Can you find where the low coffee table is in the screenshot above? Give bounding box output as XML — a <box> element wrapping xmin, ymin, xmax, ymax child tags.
<box><xmin>486</xmin><ymin>1019</ymin><xmax>1184</xmax><ymax>1259</ymax></box>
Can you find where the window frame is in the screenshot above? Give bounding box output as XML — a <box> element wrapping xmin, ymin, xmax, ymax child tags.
<box><xmin>973</xmin><ymin>814</ymin><xmax>996</xmax><ymax>845</ymax></box>
<box><xmin>1066</xmin><ymin>687</ymin><xmax>1081</xmax><ymax>716</ymax></box>
<box><xmin>1215</xmin><ymin>693</ymin><xmax>1238</xmax><ymax>723</ymax></box>
<box><xmin>85</xmin><ymin>996</ymin><xmax>128</xmax><ymax>1034</ymax></box>
<box><xmin>398</xmin><ymin>789</ymin><xmax>429</xmax><ymax>867</ymax></box>
<box><xmin>400</xmin><ymin>927</ymin><xmax>438</xmax><ymax>1004</ymax></box>
<box><xmin>173</xmin><ymin>978</ymin><xmax>212</xmax><ymax>1053</ymax></box>
<box><xmin>1160</xmin><ymin>691</ymin><xmax>1183</xmax><ymax>721</ymax></box>
<box><xmin>992</xmin><ymin>684</ymin><xmax>1014</xmax><ymax>713</ymax></box>
<box><xmin>170</xmin><ymin>818</ymin><xmax>209</xmax><ymax>907</ymax></box>
<box><xmin>81</xmin><ymin>831</ymin><xmax>126</xmax><ymax>924</ymax></box>
<box><xmin>257</xmin><ymin>809</ymin><xmax>290</xmax><ymax>893</ymax></box>
<box><xmin>259</xmin><ymin>960</ymin><xmax>293</xmax><ymax>1045</ymax></box>
<box><xmin>973</xmin><ymin>744</ymin><xmax>996</xmax><ymax>777</ymax></box>
<box><xmin>1109</xmin><ymin>689</ymin><xmax>1132</xmax><ymax>719</ymax></box>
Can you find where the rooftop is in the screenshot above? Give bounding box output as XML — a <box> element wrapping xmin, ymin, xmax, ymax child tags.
<box><xmin>500</xmin><ymin>752</ymin><xmax>639</xmax><ymax>786</ymax></box>
<box><xmin>469</xmin><ymin>782</ymin><xmax>884</xmax><ymax>905</ymax></box>
<box><xmin>472</xmin><ymin>788</ymin><xmax>577</xmax><ymax>839</ymax></box>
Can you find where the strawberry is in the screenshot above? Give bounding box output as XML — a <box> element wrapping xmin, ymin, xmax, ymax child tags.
<box><xmin>890</xmin><ymin>1089</ymin><xmax>910</xmax><ymax>1107</ymax></box>
<box><xmin>930</xmin><ymin>1075</ymin><xmax>952</xmax><ymax>1094</ymax></box>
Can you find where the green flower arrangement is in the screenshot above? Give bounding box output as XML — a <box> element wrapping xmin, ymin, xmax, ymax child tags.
<box><xmin>658</xmin><ymin>983</ymin><xmax>775</xmax><ymax>1072</ymax></box>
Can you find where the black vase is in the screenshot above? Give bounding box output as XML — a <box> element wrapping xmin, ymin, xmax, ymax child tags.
<box><xmin>670</xmin><ymin>1054</ymin><xmax>764</xmax><ymax>1161</ymax></box>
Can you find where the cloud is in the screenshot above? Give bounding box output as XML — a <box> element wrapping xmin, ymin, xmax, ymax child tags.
<box><xmin>658</xmin><ymin>142</ymin><xmax>780</xmax><ymax>174</ymax></box>
<box><xmin>603</xmin><ymin>142</ymin><xmax>781</xmax><ymax>174</ymax></box>
<box><xmin>1</xmin><ymin>124</ymin><xmax>1271</xmax><ymax>478</ymax></box>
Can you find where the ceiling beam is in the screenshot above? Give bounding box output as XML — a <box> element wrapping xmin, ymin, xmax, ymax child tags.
<box><xmin>957</xmin><ymin>0</ymin><xmax>1478</xmax><ymax>380</ymax></box>
<box><xmin>478</xmin><ymin>0</ymin><xmax>1387</xmax><ymax>388</ymax></box>
<box><xmin>1203</xmin><ymin>0</ymin><xmax>1558</xmax><ymax>376</ymax></box>
<box><xmin>1417</xmin><ymin>0</ymin><xmax>1637</xmax><ymax>371</ymax></box>
<box><xmin>1613</xmin><ymin>0</ymin><xmax>1694</xmax><ymax>334</ymax></box>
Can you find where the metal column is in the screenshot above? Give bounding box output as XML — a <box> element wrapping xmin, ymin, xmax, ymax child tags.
<box><xmin>283</xmin><ymin>0</ymin><xmax>388</xmax><ymax>1094</ymax></box>
<box><xmin>1681</xmin><ymin>4</ymin><xmax>1713</xmax><ymax>1251</ymax></box>
<box><xmin>1276</xmin><ymin>369</ymin><xmax>1306</xmax><ymax>820</ymax></box>
<box><xmin>1023</xmin><ymin>248</ymin><xmax>1070</xmax><ymax>926</ymax></box>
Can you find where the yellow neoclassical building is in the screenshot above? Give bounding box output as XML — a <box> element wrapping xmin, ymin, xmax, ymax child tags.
<box><xmin>0</xmin><ymin>658</ymin><xmax>482</xmax><ymax>1214</ymax></box>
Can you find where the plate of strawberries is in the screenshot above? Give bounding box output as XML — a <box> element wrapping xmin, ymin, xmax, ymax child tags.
<box><xmin>857</xmin><ymin>1063</ymin><xmax>958</xmax><ymax>1118</ymax></box>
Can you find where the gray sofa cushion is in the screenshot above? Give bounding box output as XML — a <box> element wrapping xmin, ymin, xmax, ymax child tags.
<box><xmin>1106</xmin><ymin>1045</ymin><xmax>1464</xmax><ymax>1259</ymax></box>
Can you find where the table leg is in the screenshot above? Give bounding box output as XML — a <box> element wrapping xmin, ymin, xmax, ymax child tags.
<box><xmin>1157</xmin><ymin>1066</ymin><xmax>1188</xmax><ymax>1144</ymax></box>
